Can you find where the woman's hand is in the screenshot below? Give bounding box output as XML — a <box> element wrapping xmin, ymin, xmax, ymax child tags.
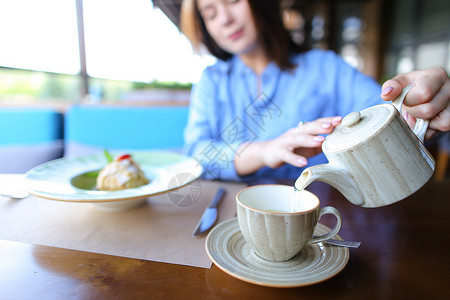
<box><xmin>234</xmin><ymin>116</ymin><xmax>342</xmax><ymax>176</ymax></box>
<box><xmin>381</xmin><ymin>67</ymin><xmax>450</xmax><ymax>139</ymax></box>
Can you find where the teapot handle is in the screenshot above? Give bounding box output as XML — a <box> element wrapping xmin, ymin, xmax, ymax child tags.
<box><xmin>391</xmin><ymin>86</ymin><xmax>429</xmax><ymax>142</ymax></box>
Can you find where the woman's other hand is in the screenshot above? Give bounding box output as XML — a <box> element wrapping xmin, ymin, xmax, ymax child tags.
<box><xmin>234</xmin><ymin>116</ymin><xmax>342</xmax><ymax>175</ymax></box>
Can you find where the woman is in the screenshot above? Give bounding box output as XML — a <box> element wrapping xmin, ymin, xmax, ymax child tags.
<box><xmin>181</xmin><ymin>0</ymin><xmax>449</xmax><ymax>181</ymax></box>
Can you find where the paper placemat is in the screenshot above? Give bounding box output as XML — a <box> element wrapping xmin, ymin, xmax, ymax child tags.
<box><xmin>0</xmin><ymin>174</ymin><xmax>246</xmax><ymax>268</ymax></box>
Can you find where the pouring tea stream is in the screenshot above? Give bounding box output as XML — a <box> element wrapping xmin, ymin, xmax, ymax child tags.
<box><xmin>295</xmin><ymin>87</ymin><xmax>435</xmax><ymax>208</ymax></box>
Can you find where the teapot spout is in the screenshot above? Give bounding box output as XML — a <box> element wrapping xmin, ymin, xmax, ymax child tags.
<box><xmin>295</xmin><ymin>164</ymin><xmax>365</xmax><ymax>206</ymax></box>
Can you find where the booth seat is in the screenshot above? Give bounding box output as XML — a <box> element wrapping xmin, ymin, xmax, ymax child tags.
<box><xmin>0</xmin><ymin>108</ymin><xmax>64</xmax><ymax>173</ymax></box>
<box><xmin>64</xmin><ymin>105</ymin><xmax>189</xmax><ymax>158</ymax></box>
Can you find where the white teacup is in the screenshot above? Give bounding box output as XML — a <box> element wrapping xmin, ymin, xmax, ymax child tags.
<box><xmin>236</xmin><ymin>184</ymin><xmax>342</xmax><ymax>262</ymax></box>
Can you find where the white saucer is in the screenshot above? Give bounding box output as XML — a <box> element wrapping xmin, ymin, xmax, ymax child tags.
<box><xmin>205</xmin><ymin>218</ymin><xmax>349</xmax><ymax>288</ymax></box>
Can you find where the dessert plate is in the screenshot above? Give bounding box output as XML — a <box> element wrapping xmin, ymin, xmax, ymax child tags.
<box><xmin>24</xmin><ymin>151</ymin><xmax>203</xmax><ymax>210</ymax></box>
<box><xmin>206</xmin><ymin>218</ymin><xmax>349</xmax><ymax>287</ymax></box>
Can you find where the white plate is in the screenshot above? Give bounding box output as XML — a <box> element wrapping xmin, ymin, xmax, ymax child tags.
<box><xmin>24</xmin><ymin>151</ymin><xmax>203</xmax><ymax>210</ymax></box>
<box><xmin>206</xmin><ymin>218</ymin><xmax>349</xmax><ymax>287</ymax></box>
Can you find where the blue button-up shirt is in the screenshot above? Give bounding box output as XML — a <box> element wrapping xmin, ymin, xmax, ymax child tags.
<box><xmin>183</xmin><ymin>49</ymin><xmax>383</xmax><ymax>181</ymax></box>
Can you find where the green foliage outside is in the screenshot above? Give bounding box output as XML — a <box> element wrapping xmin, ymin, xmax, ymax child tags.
<box><xmin>0</xmin><ymin>68</ymin><xmax>83</xmax><ymax>103</ymax></box>
<box><xmin>0</xmin><ymin>68</ymin><xmax>191</xmax><ymax>104</ymax></box>
<box><xmin>132</xmin><ymin>80</ymin><xmax>192</xmax><ymax>90</ymax></box>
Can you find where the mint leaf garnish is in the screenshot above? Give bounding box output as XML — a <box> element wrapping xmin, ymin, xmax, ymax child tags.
<box><xmin>103</xmin><ymin>149</ymin><xmax>113</xmax><ymax>163</ymax></box>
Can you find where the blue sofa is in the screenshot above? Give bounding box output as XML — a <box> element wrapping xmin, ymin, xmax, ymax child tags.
<box><xmin>0</xmin><ymin>105</ymin><xmax>190</xmax><ymax>173</ymax></box>
<box><xmin>0</xmin><ymin>108</ymin><xmax>64</xmax><ymax>173</ymax></box>
<box><xmin>64</xmin><ymin>105</ymin><xmax>189</xmax><ymax>157</ymax></box>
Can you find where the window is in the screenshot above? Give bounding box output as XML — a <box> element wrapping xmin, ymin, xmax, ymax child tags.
<box><xmin>0</xmin><ymin>0</ymin><xmax>80</xmax><ymax>74</ymax></box>
<box><xmin>0</xmin><ymin>0</ymin><xmax>214</xmax><ymax>104</ymax></box>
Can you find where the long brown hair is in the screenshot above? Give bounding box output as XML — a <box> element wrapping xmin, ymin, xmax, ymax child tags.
<box><xmin>180</xmin><ymin>0</ymin><xmax>306</xmax><ymax>70</ymax></box>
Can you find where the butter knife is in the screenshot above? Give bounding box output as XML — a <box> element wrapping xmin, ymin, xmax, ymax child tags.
<box><xmin>192</xmin><ymin>188</ymin><xmax>226</xmax><ymax>237</ymax></box>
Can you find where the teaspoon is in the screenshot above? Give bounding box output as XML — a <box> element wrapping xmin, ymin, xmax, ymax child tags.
<box><xmin>0</xmin><ymin>190</ymin><xmax>30</xmax><ymax>200</ymax></box>
<box><xmin>322</xmin><ymin>239</ymin><xmax>361</xmax><ymax>248</ymax></box>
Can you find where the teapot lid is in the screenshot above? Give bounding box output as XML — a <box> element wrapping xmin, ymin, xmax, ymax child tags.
<box><xmin>323</xmin><ymin>104</ymin><xmax>395</xmax><ymax>152</ymax></box>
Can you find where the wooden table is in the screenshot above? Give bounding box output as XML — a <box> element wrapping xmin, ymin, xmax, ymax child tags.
<box><xmin>1</xmin><ymin>179</ymin><xmax>449</xmax><ymax>299</ymax></box>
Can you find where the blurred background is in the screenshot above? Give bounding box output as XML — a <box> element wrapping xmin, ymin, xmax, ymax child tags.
<box><xmin>0</xmin><ymin>0</ymin><xmax>448</xmax><ymax>106</ymax></box>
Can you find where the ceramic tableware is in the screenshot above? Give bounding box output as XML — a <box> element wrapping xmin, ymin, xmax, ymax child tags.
<box><xmin>236</xmin><ymin>184</ymin><xmax>342</xmax><ymax>262</ymax></box>
<box><xmin>205</xmin><ymin>218</ymin><xmax>349</xmax><ymax>287</ymax></box>
<box><xmin>23</xmin><ymin>151</ymin><xmax>203</xmax><ymax>211</ymax></box>
<box><xmin>295</xmin><ymin>87</ymin><xmax>435</xmax><ymax>208</ymax></box>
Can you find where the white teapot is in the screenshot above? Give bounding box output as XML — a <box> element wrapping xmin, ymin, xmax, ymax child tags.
<box><xmin>295</xmin><ymin>87</ymin><xmax>435</xmax><ymax>208</ymax></box>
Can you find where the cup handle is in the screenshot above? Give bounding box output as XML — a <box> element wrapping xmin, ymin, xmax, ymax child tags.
<box><xmin>308</xmin><ymin>206</ymin><xmax>342</xmax><ymax>245</ymax></box>
<box><xmin>391</xmin><ymin>86</ymin><xmax>429</xmax><ymax>142</ymax></box>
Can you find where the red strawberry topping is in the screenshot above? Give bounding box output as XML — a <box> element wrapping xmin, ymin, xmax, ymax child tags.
<box><xmin>116</xmin><ymin>154</ymin><xmax>131</xmax><ymax>161</ymax></box>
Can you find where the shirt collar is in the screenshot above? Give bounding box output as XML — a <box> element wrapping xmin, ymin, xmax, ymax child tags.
<box><xmin>229</xmin><ymin>56</ymin><xmax>281</xmax><ymax>104</ymax></box>
<box><xmin>232</xmin><ymin>55</ymin><xmax>281</xmax><ymax>78</ymax></box>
